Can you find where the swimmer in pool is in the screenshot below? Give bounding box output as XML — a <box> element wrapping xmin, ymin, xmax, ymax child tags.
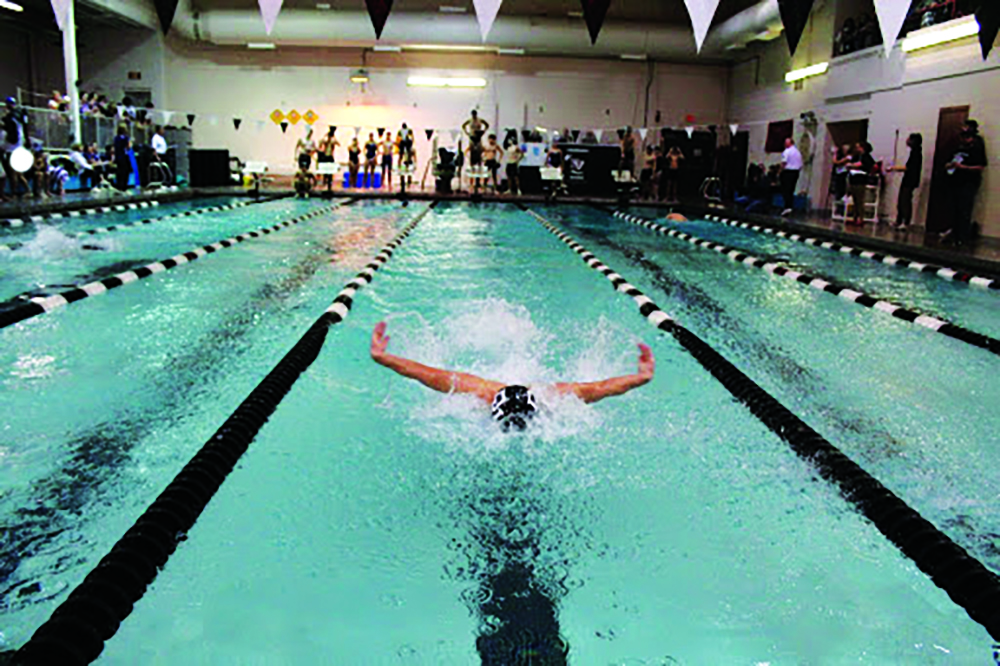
<box><xmin>370</xmin><ymin>321</ymin><xmax>655</xmax><ymax>431</ymax></box>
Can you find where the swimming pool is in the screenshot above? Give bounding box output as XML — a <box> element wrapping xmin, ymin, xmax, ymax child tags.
<box><xmin>1</xmin><ymin>200</ymin><xmax>998</xmax><ymax>663</ymax></box>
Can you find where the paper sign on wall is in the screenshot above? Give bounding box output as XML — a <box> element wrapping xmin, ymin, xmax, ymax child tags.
<box><xmin>287</xmin><ymin>110</ymin><xmax>301</xmax><ymax>125</ymax></box>
<box><xmin>270</xmin><ymin>109</ymin><xmax>285</xmax><ymax>125</ymax></box>
<box><xmin>873</xmin><ymin>0</ymin><xmax>913</xmax><ymax>57</ymax></box>
<box><xmin>258</xmin><ymin>0</ymin><xmax>283</xmax><ymax>35</ymax></box>
<box><xmin>682</xmin><ymin>0</ymin><xmax>721</xmax><ymax>53</ymax></box>
<box><xmin>303</xmin><ymin>109</ymin><xmax>319</xmax><ymax>125</ymax></box>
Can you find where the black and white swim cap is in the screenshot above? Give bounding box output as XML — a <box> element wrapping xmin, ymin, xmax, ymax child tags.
<box><xmin>491</xmin><ymin>385</ymin><xmax>538</xmax><ymax>432</ymax></box>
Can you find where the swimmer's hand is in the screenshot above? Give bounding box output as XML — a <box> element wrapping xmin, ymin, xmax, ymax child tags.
<box><xmin>371</xmin><ymin>321</ymin><xmax>390</xmax><ymax>362</ymax></box>
<box><xmin>637</xmin><ymin>342</ymin><xmax>655</xmax><ymax>382</ymax></box>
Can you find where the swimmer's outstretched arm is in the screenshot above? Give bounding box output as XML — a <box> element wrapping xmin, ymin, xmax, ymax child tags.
<box><xmin>370</xmin><ymin>322</ymin><xmax>503</xmax><ymax>403</ymax></box>
<box><xmin>552</xmin><ymin>343</ymin><xmax>654</xmax><ymax>404</ymax></box>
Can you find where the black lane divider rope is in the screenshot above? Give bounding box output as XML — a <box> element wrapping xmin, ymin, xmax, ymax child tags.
<box><xmin>0</xmin><ymin>197</ymin><xmax>281</xmax><ymax>252</ymax></box>
<box><xmin>703</xmin><ymin>212</ymin><xmax>999</xmax><ymax>291</ymax></box>
<box><xmin>0</xmin><ymin>202</ymin><xmax>341</xmax><ymax>331</ymax></box>
<box><xmin>523</xmin><ymin>206</ymin><xmax>1000</xmax><ymax>641</ymax></box>
<box><xmin>613</xmin><ymin>210</ymin><xmax>1000</xmax><ymax>358</ymax></box>
<box><xmin>11</xmin><ymin>203</ymin><xmax>436</xmax><ymax>665</ymax></box>
<box><xmin>1</xmin><ymin>198</ymin><xmax>165</xmax><ymax>229</ymax></box>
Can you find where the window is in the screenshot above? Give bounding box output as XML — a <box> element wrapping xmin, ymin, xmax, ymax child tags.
<box><xmin>765</xmin><ymin>120</ymin><xmax>793</xmax><ymax>153</ymax></box>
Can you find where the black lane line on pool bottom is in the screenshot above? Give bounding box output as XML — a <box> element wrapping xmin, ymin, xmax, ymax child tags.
<box><xmin>703</xmin><ymin>212</ymin><xmax>999</xmax><ymax>291</ymax></box>
<box><xmin>1</xmin><ymin>199</ymin><xmax>161</xmax><ymax>228</ymax></box>
<box><xmin>10</xmin><ymin>203</ymin><xmax>435</xmax><ymax>666</ymax></box>
<box><xmin>0</xmin><ymin>196</ymin><xmax>285</xmax><ymax>252</ymax></box>
<box><xmin>523</xmin><ymin>206</ymin><xmax>1000</xmax><ymax>641</ymax></box>
<box><xmin>0</xmin><ymin>202</ymin><xmax>342</xmax><ymax>331</ymax></box>
<box><xmin>613</xmin><ymin>210</ymin><xmax>1000</xmax><ymax>359</ymax></box>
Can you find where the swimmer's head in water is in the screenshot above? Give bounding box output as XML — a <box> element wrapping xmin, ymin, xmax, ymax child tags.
<box><xmin>491</xmin><ymin>386</ymin><xmax>538</xmax><ymax>432</ymax></box>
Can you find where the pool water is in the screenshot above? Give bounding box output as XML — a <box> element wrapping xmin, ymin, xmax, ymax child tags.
<box><xmin>1</xmin><ymin>201</ymin><xmax>997</xmax><ymax>663</ymax></box>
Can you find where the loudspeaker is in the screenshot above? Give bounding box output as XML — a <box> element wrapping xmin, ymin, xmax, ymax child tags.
<box><xmin>189</xmin><ymin>149</ymin><xmax>230</xmax><ymax>187</ymax></box>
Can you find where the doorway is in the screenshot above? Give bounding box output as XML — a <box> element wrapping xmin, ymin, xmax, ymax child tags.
<box><xmin>821</xmin><ymin>120</ymin><xmax>868</xmax><ymax>208</ymax></box>
<box><xmin>925</xmin><ymin>105</ymin><xmax>969</xmax><ymax>233</ymax></box>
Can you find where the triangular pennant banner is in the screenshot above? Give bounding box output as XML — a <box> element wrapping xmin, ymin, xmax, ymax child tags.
<box><xmin>187</xmin><ymin>113</ymin><xmax>196</xmax><ymax>127</ymax></box>
<box><xmin>329</xmin><ymin>125</ymin><xmax>337</xmax><ymax>135</ymax></box>
<box><xmin>364</xmin><ymin>0</ymin><xmax>393</xmax><ymax>39</ymax></box>
<box><xmin>685</xmin><ymin>126</ymin><xmax>694</xmax><ymax>138</ymax></box>
<box><xmin>162</xmin><ymin>110</ymin><xmax>174</xmax><ymax>125</ymax></box>
<box><xmin>450</xmin><ymin>129</ymin><xmax>460</xmax><ymax>143</ymax></box>
<box><xmin>354</xmin><ymin>126</ymin><xmax>361</xmax><ymax>137</ymax></box>
<box><xmin>280</xmin><ymin>121</ymin><xmax>288</xmax><ymax>133</ymax></box>
<box><xmin>594</xmin><ymin>129</ymin><xmax>603</xmax><ymax>142</ymax></box>
<box><xmin>258</xmin><ymin>0</ymin><xmax>283</xmax><ymax>35</ymax></box>
<box><xmin>682</xmin><ymin>0</ymin><xmax>721</xmax><ymax>53</ymax></box>
<box><xmin>730</xmin><ymin>124</ymin><xmax>739</xmax><ymax>135</ymax></box>
<box><xmin>233</xmin><ymin>118</ymin><xmax>242</xmax><ymax>130</ymax></box>
<box><xmin>256</xmin><ymin>120</ymin><xmax>266</xmax><ymax>132</ymax></box>
<box><xmin>50</xmin><ymin>0</ymin><xmax>70</xmax><ymax>31</ymax></box>
<box><xmin>153</xmin><ymin>0</ymin><xmax>179</xmax><ymax>35</ymax></box>
<box><xmin>571</xmin><ymin>129</ymin><xmax>580</xmax><ymax>141</ymax></box>
<box><xmin>425</xmin><ymin>128</ymin><xmax>434</xmax><ymax>140</ymax></box>
<box><xmin>873</xmin><ymin>0</ymin><xmax>912</xmax><ymax>57</ymax></box>
<box><xmin>778</xmin><ymin>0</ymin><xmax>816</xmax><ymax>57</ymax></box>
<box><xmin>978</xmin><ymin>1</ymin><xmax>999</xmax><ymax>60</ymax></box>
<box><xmin>473</xmin><ymin>0</ymin><xmax>503</xmax><ymax>41</ymax></box>
<box><xmin>580</xmin><ymin>0</ymin><xmax>611</xmax><ymax>45</ymax></box>
<box><xmin>638</xmin><ymin>128</ymin><xmax>648</xmax><ymax>141</ymax></box>
<box><xmin>377</xmin><ymin>127</ymin><xmax>385</xmax><ymax>137</ymax></box>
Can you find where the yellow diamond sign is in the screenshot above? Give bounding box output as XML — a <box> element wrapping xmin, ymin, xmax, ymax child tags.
<box><xmin>303</xmin><ymin>109</ymin><xmax>318</xmax><ymax>125</ymax></box>
<box><xmin>270</xmin><ymin>109</ymin><xmax>284</xmax><ymax>125</ymax></box>
<box><xmin>287</xmin><ymin>109</ymin><xmax>301</xmax><ymax>125</ymax></box>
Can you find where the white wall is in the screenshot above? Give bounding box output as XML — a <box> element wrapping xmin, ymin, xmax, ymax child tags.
<box><xmin>78</xmin><ymin>25</ymin><xmax>167</xmax><ymax>105</ymax></box>
<box><xmin>728</xmin><ymin>6</ymin><xmax>1000</xmax><ymax>238</ymax></box>
<box><xmin>148</xmin><ymin>41</ymin><xmax>728</xmax><ymax>174</ymax></box>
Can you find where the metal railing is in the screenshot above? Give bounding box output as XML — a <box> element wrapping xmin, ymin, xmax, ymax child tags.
<box><xmin>20</xmin><ymin>106</ymin><xmax>158</xmax><ymax>151</ymax></box>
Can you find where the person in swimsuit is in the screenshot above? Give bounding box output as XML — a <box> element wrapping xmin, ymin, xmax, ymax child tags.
<box><xmin>639</xmin><ymin>146</ymin><xmax>655</xmax><ymax>200</ymax></box>
<box><xmin>370</xmin><ymin>322</ymin><xmax>655</xmax><ymax>432</ymax></box>
<box><xmin>317</xmin><ymin>129</ymin><xmax>340</xmax><ymax>191</ymax></box>
<box><xmin>347</xmin><ymin>137</ymin><xmax>361</xmax><ymax>188</ymax></box>
<box><xmin>380</xmin><ymin>134</ymin><xmax>394</xmax><ymax>189</ymax></box>
<box><xmin>364</xmin><ymin>132</ymin><xmax>379</xmax><ymax>184</ymax></box>
<box><xmin>398</xmin><ymin>123</ymin><xmax>415</xmax><ymax>188</ymax></box>
<box><xmin>295</xmin><ymin>127</ymin><xmax>316</xmax><ymax>171</ymax></box>
<box><xmin>482</xmin><ymin>134</ymin><xmax>504</xmax><ymax>192</ymax></box>
<box><xmin>462</xmin><ymin>109</ymin><xmax>489</xmax><ymax>141</ymax></box>
<box><xmin>467</xmin><ymin>133</ymin><xmax>485</xmax><ymax>194</ymax></box>
<box><xmin>620</xmin><ymin>126</ymin><xmax>636</xmax><ymax>176</ymax></box>
<box><xmin>506</xmin><ymin>143</ymin><xmax>523</xmax><ymax>196</ymax></box>
<box><xmin>662</xmin><ymin>146</ymin><xmax>684</xmax><ymax>203</ymax></box>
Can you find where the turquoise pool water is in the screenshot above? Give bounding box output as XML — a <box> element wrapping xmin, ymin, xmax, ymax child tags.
<box><xmin>1</xmin><ymin>201</ymin><xmax>997</xmax><ymax>663</ymax></box>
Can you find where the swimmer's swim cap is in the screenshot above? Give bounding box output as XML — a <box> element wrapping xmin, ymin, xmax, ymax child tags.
<box><xmin>491</xmin><ymin>386</ymin><xmax>538</xmax><ymax>432</ymax></box>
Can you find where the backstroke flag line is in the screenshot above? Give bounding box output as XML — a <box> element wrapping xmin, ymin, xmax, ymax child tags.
<box><xmin>258</xmin><ymin>0</ymin><xmax>283</xmax><ymax>35</ymax></box>
<box><xmin>153</xmin><ymin>0</ymin><xmax>180</xmax><ymax>34</ymax></box>
<box><xmin>50</xmin><ymin>0</ymin><xmax>70</xmax><ymax>31</ymax></box>
<box><xmin>365</xmin><ymin>0</ymin><xmax>393</xmax><ymax>39</ymax></box>
<box><xmin>873</xmin><ymin>0</ymin><xmax>913</xmax><ymax>57</ymax></box>
<box><xmin>473</xmin><ymin>0</ymin><xmax>503</xmax><ymax>41</ymax></box>
<box><xmin>978</xmin><ymin>0</ymin><xmax>999</xmax><ymax>60</ymax></box>
<box><xmin>683</xmin><ymin>0</ymin><xmax>721</xmax><ymax>53</ymax></box>
<box><xmin>581</xmin><ymin>0</ymin><xmax>611</xmax><ymax>45</ymax></box>
<box><xmin>777</xmin><ymin>0</ymin><xmax>816</xmax><ymax>57</ymax></box>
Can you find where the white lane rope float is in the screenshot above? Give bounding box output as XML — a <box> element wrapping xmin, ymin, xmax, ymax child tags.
<box><xmin>1</xmin><ymin>199</ymin><xmax>160</xmax><ymax>229</ymax></box>
<box><xmin>0</xmin><ymin>198</ymin><xmax>273</xmax><ymax>252</ymax></box>
<box><xmin>522</xmin><ymin>206</ymin><xmax>1000</xmax><ymax>641</ymax></box>
<box><xmin>703</xmin><ymin>213</ymin><xmax>998</xmax><ymax>291</ymax></box>
<box><xmin>613</xmin><ymin>211</ymin><xmax>1000</xmax><ymax>358</ymax></box>
<box><xmin>0</xmin><ymin>202</ymin><xmax>344</xmax><ymax>330</ymax></box>
<box><xmin>12</xmin><ymin>202</ymin><xmax>437</xmax><ymax>665</ymax></box>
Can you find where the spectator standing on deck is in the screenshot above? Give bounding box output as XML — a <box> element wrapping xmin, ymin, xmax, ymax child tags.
<box><xmin>2</xmin><ymin>96</ymin><xmax>28</xmax><ymax>199</ymax></box>
<box><xmin>942</xmin><ymin>120</ymin><xmax>988</xmax><ymax>245</ymax></box>
<box><xmin>113</xmin><ymin>123</ymin><xmax>132</xmax><ymax>191</ymax></box>
<box><xmin>846</xmin><ymin>141</ymin><xmax>875</xmax><ymax>227</ymax></box>
<box><xmin>779</xmin><ymin>137</ymin><xmax>803</xmax><ymax>216</ymax></box>
<box><xmin>886</xmin><ymin>133</ymin><xmax>922</xmax><ymax>229</ymax></box>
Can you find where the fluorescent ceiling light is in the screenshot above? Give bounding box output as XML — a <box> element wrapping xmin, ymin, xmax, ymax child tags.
<box><xmin>535</xmin><ymin>127</ymin><xmax>548</xmax><ymax>133</ymax></box>
<box><xmin>407</xmin><ymin>76</ymin><xmax>487</xmax><ymax>88</ymax></box>
<box><xmin>0</xmin><ymin>0</ymin><xmax>24</xmax><ymax>11</ymax></box>
<box><xmin>620</xmin><ymin>54</ymin><xmax>647</xmax><ymax>61</ymax></box>
<box><xmin>439</xmin><ymin>5</ymin><xmax>467</xmax><ymax>13</ymax></box>
<box><xmin>498</xmin><ymin>48</ymin><xmax>525</xmax><ymax>55</ymax></box>
<box><xmin>373</xmin><ymin>45</ymin><xmax>402</xmax><ymax>52</ymax></box>
<box><xmin>315</xmin><ymin>2</ymin><xmax>330</xmax><ymax>8</ymax></box>
<box><xmin>567</xmin><ymin>10</ymin><xmax>583</xmax><ymax>17</ymax></box>
<box><xmin>406</xmin><ymin>44</ymin><xmax>493</xmax><ymax>52</ymax></box>
<box><xmin>902</xmin><ymin>16</ymin><xmax>979</xmax><ymax>52</ymax></box>
<box><xmin>247</xmin><ymin>42</ymin><xmax>276</xmax><ymax>49</ymax></box>
<box><xmin>785</xmin><ymin>61</ymin><xmax>829</xmax><ymax>83</ymax></box>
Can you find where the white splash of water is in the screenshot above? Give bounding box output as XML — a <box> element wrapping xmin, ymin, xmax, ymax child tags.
<box><xmin>11</xmin><ymin>226</ymin><xmax>116</xmax><ymax>260</ymax></box>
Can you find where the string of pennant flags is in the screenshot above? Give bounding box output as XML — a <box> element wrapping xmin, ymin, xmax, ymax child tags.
<box><xmin>48</xmin><ymin>0</ymin><xmax>997</xmax><ymax>59</ymax></box>
<box><xmin>148</xmin><ymin>105</ymin><xmax>749</xmax><ymax>143</ymax></box>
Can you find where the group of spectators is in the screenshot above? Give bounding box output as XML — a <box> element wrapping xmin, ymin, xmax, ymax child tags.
<box><xmin>835</xmin><ymin>0</ymin><xmax>970</xmax><ymax>58</ymax></box>
<box><xmin>833</xmin><ymin>14</ymin><xmax>883</xmax><ymax>57</ymax></box>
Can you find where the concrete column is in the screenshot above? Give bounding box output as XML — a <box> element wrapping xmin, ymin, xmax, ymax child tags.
<box><xmin>61</xmin><ymin>0</ymin><xmax>82</xmax><ymax>144</ymax></box>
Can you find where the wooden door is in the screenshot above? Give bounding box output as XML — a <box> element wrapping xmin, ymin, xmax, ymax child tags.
<box><xmin>926</xmin><ymin>106</ymin><xmax>969</xmax><ymax>232</ymax></box>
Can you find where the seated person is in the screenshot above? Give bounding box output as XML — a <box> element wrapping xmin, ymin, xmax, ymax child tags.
<box><xmin>294</xmin><ymin>167</ymin><xmax>315</xmax><ymax>198</ymax></box>
<box><xmin>68</xmin><ymin>143</ymin><xmax>96</xmax><ymax>189</ymax></box>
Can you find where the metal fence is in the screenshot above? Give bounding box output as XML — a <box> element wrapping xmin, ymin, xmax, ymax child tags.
<box><xmin>21</xmin><ymin>106</ymin><xmax>162</xmax><ymax>151</ymax></box>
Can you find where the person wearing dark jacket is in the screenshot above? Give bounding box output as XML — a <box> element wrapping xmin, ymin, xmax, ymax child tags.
<box><xmin>887</xmin><ymin>133</ymin><xmax>922</xmax><ymax>229</ymax></box>
<box><xmin>942</xmin><ymin>120</ymin><xmax>988</xmax><ymax>245</ymax></box>
<box><xmin>113</xmin><ymin>124</ymin><xmax>132</xmax><ymax>191</ymax></box>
